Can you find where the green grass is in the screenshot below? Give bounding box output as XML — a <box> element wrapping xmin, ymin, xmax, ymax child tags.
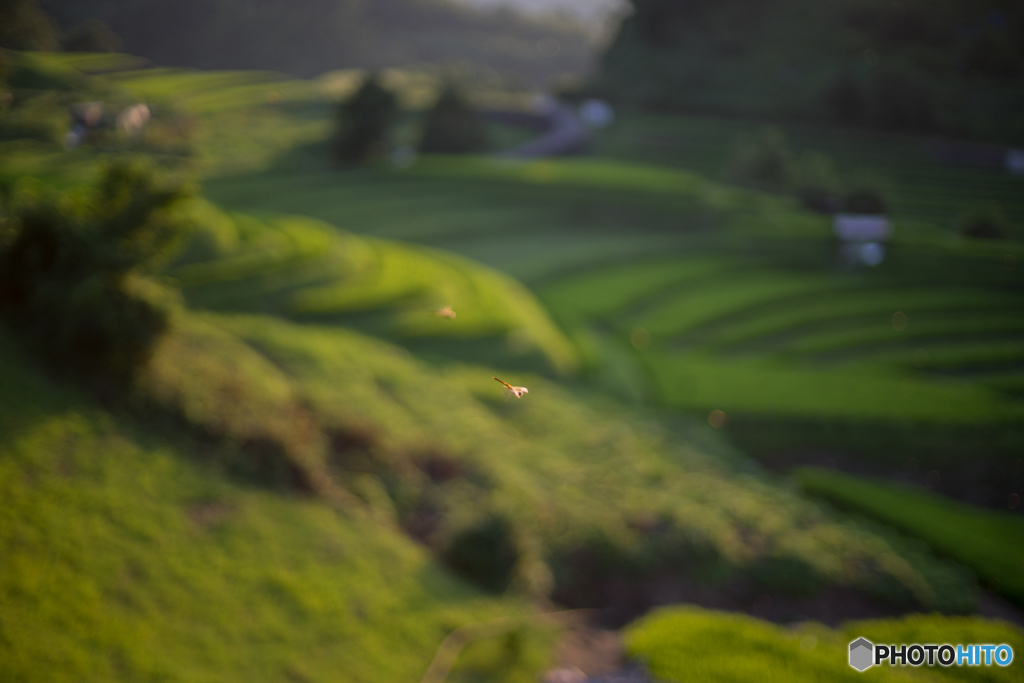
<box><xmin>696</xmin><ymin>286</ymin><xmax>1019</xmax><ymax>350</ymax></box>
<box><xmin>190</xmin><ymin>312</ymin><xmax>977</xmax><ymax>614</ymax></box>
<box><xmin>622</xmin><ymin>270</ymin><xmax>833</xmax><ymax>339</ymax></box>
<box><xmin>0</xmin><ymin>330</ymin><xmax>550</xmax><ymax>683</ymax></box>
<box><xmin>626</xmin><ymin>606</ymin><xmax>1024</xmax><ymax>683</ymax></box>
<box><xmin>796</xmin><ymin>468</ymin><xmax>1024</xmax><ymax>607</ymax></box>
<box><xmin>645</xmin><ymin>351</ymin><xmax>1019</xmax><ymax>423</ymax></box>
<box><xmin>540</xmin><ymin>257</ymin><xmax>732</xmax><ymax>326</ymax></box>
<box><xmin>166</xmin><ymin>208</ymin><xmax>580</xmax><ymax>375</ymax></box>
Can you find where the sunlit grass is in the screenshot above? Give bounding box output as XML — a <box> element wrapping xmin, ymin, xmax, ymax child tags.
<box><xmin>642</xmin><ymin>351</ymin><xmax>1021</xmax><ymax>423</ymax></box>
<box><xmin>0</xmin><ymin>332</ymin><xmax>546</xmax><ymax>683</ymax></box>
<box><xmin>540</xmin><ymin>257</ymin><xmax>732</xmax><ymax>327</ymax></box>
<box><xmin>198</xmin><ymin>312</ymin><xmax>976</xmax><ymax>612</ymax></box>
<box><xmin>626</xmin><ymin>606</ymin><xmax>1024</xmax><ymax>683</ymax></box>
<box><xmin>167</xmin><ymin>210</ymin><xmax>580</xmax><ymax>375</ymax></box>
<box><xmin>622</xmin><ymin>270</ymin><xmax>833</xmax><ymax>339</ymax></box>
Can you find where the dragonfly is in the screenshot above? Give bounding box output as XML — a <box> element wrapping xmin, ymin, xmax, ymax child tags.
<box><xmin>432</xmin><ymin>306</ymin><xmax>456</xmax><ymax>319</ymax></box>
<box><xmin>493</xmin><ymin>377</ymin><xmax>528</xmax><ymax>399</ymax></box>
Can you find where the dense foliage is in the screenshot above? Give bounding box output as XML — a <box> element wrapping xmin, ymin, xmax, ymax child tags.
<box><xmin>0</xmin><ymin>161</ymin><xmax>190</xmax><ymax>386</ymax></box>
<box><xmin>724</xmin><ymin>127</ymin><xmax>888</xmax><ymax>213</ymax></box>
<box><xmin>334</xmin><ymin>75</ymin><xmax>398</xmax><ymax>163</ymax></box>
<box><xmin>597</xmin><ymin>0</ymin><xmax>1024</xmax><ymax>143</ymax></box>
<box><xmin>61</xmin><ymin>19</ymin><xmax>121</xmax><ymax>53</ymax></box>
<box><xmin>0</xmin><ymin>0</ymin><xmax>58</xmax><ymax>51</ymax></box>
<box><xmin>419</xmin><ymin>85</ymin><xmax>488</xmax><ymax>154</ymax></box>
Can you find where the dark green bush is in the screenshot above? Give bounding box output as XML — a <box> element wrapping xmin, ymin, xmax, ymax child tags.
<box><xmin>0</xmin><ymin>51</ymin><xmax>11</xmax><ymax>89</ymax></box>
<box><xmin>744</xmin><ymin>556</ymin><xmax>823</xmax><ymax>598</ymax></box>
<box><xmin>443</xmin><ymin>513</ymin><xmax>521</xmax><ymax>593</ymax></box>
<box><xmin>0</xmin><ymin>93</ymin><xmax>67</xmax><ymax>143</ymax></box>
<box><xmin>62</xmin><ymin>19</ymin><xmax>122</xmax><ymax>54</ymax></box>
<box><xmin>790</xmin><ymin>152</ymin><xmax>843</xmax><ymax>214</ymax></box>
<box><xmin>0</xmin><ymin>0</ymin><xmax>58</xmax><ymax>51</ymax></box>
<box><xmin>957</xmin><ymin>202</ymin><xmax>1008</xmax><ymax>240</ymax></box>
<box><xmin>418</xmin><ymin>85</ymin><xmax>487</xmax><ymax>154</ymax></box>
<box><xmin>726</xmin><ymin>129</ymin><xmax>884</xmax><ymax>215</ymax></box>
<box><xmin>0</xmin><ymin>161</ymin><xmax>191</xmax><ymax>385</ymax></box>
<box><xmin>333</xmin><ymin>75</ymin><xmax>397</xmax><ymax>164</ymax></box>
<box><xmin>725</xmin><ymin>128</ymin><xmax>792</xmax><ymax>191</ymax></box>
<box><xmin>842</xmin><ymin>185</ymin><xmax>888</xmax><ymax>214</ymax></box>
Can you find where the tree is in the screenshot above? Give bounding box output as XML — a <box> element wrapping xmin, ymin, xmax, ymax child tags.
<box><xmin>418</xmin><ymin>85</ymin><xmax>487</xmax><ymax>154</ymax></box>
<box><xmin>62</xmin><ymin>19</ymin><xmax>121</xmax><ymax>53</ymax></box>
<box><xmin>333</xmin><ymin>74</ymin><xmax>397</xmax><ymax>163</ymax></box>
<box><xmin>0</xmin><ymin>0</ymin><xmax>59</xmax><ymax>51</ymax></box>
<box><xmin>0</xmin><ymin>161</ymin><xmax>191</xmax><ymax>385</ymax></box>
<box><xmin>958</xmin><ymin>202</ymin><xmax>1007</xmax><ymax>240</ymax></box>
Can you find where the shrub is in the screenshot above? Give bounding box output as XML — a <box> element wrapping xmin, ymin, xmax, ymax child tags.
<box><xmin>333</xmin><ymin>74</ymin><xmax>397</xmax><ymax>163</ymax></box>
<box><xmin>725</xmin><ymin>129</ymin><xmax>875</xmax><ymax>215</ymax></box>
<box><xmin>724</xmin><ymin>127</ymin><xmax>792</xmax><ymax>191</ymax></box>
<box><xmin>0</xmin><ymin>51</ymin><xmax>10</xmax><ymax>89</ymax></box>
<box><xmin>62</xmin><ymin>19</ymin><xmax>122</xmax><ymax>54</ymax></box>
<box><xmin>0</xmin><ymin>93</ymin><xmax>67</xmax><ymax>143</ymax></box>
<box><xmin>791</xmin><ymin>152</ymin><xmax>843</xmax><ymax>214</ymax></box>
<box><xmin>957</xmin><ymin>202</ymin><xmax>1008</xmax><ymax>240</ymax></box>
<box><xmin>0</xmin><ymin>0</ymin><xmax>58</xmax><ymax>51</ymax></box>
<box><xmin>0</xmin><ymin>161</ymin><xmax>191</xmax><ymax>385</ymax></box>
<box><xmin>418</xmin><ymin>85</ymin><xmax>487</xmax><ymax>154</ymax></box>
<box><xmin>842</xmin><ymin>185</ymin><xmax>888</xmax><ymax>214</ymax></box>
<box><xmin>443</xmin><ymin>513</ymin><xmax>521</xmax><ymax>594</ymax></box>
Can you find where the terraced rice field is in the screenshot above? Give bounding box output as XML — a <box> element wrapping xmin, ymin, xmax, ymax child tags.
<box><xmin>17</xmin><ymin>53</ymin><xmax>1024</xmax><ymax>505</ymax></box>
<box><xmin>596</xmin><ymin>113</ymin><xmax>1024</xmax><ymax>238</ymax></box>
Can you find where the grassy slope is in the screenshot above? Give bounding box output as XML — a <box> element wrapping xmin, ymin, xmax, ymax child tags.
<box><xmin>796</xmin><ymin>468</ymin><xmax>1024</xmax><ymax>606</ymax></box>
<box><xmin>192</xmin><ymin>311</ymin><xmax>987</xmax><ymax>615</ymax></box>
<box><xmin>165</xmin><ymin>207</ymin><xmax>579</xmax><ymax>375</ymax></box>
<box><xmin>0</xmin><ymin>330</ymin><xmax>549</xmax><ymax>683</ymax></box>
<box><xmin>4</xmin><ymin>54</ymin><xmax>1023</xmax><ymax>679</ymax></box>
<box><xmin>626</xmin><ymin>606</ymin><xmax>1024</xmax><ymax>683</ymax></box>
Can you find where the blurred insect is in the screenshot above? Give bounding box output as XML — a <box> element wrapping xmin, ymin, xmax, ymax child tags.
<box><xmin>432</xmin><ymin>306</ymin><xmax>456</xmax><ymax>319</ymax></box>
<box><xmin>493</xmin><ymin>376</ymin><xmax>528</xmax><ymax>399</ymax></box>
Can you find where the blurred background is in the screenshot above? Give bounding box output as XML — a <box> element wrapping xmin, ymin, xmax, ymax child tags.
<box><xmin>1</xmin><ymin>1</ymin><xmax>1023</xmax><ymax>682</ymax></box>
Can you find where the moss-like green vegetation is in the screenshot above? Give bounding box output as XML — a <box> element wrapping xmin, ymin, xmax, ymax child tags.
<box><xmin>165</xmin><ymin>207</ymin><xmax>579</xmax><ymax>375</ymax></box>
<box><xmin>0</xmin><ymin>330</ymin><xmax>549</xmax><ymax>683</ymax></box>
<box><xmin>139</xmin><ymin>310</ymin><xmax>975</xmax><ymax>615</ymax></box>
<box><xmin>626</xmin><ymin>606</ymin><xmax>1024</xmax><ymax>683</ymax></box>
<box><xmin>796</xmin><ymin>467</ymin><xmax>1024</xmax><ymax>607</ymax></box>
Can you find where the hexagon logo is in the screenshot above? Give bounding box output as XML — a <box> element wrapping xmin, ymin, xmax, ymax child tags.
<box><xmin>849</xmin><ymin>638</ymin><xmax>874</xmax><ymax>671</ymax></box>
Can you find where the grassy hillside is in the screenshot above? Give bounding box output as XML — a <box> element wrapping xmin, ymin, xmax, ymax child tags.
<box><xmin>626</xmin><ymin>606</ymin><xmax>1024</xmax><ymax>683</ymax></box>
<box><xmin>4</xmin><ymin>51</ymin><xmax>1024</xmax><ymax>680</ymax></box>
<box><xmin>0</xmin><ymin>329</ymin><xmax>550</xmax><ymax>683</ymax></box>
<box><xmin>164</xmin><ymin>207</ymin><xmax>579</xmax><ymax>375</ymax></box>
<box><xmin>198</xmin><ymin>119</ymin><xmax>1024</xmax><ymax>506</ymax></box>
